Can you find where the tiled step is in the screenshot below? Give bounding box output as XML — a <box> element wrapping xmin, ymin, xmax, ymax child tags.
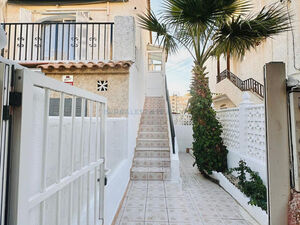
<box><xmin>131</xmin><ymin>97</ymin><xmax>171</xmax><ymax>181</ymax></box>
<box><xmin>142</xmin><ymin>109</ymin><xmax>165</xmax><ymax>115</ymax></box>
<box><xmin>130</xmin><ymin>167</ymin><xmax>171</xmax><ymax>181</ymax></box>
<box><xmin>138</xmin><ymin>132</ymin><xmax>169</xmax><ymax>140</ymax></box>
<box><xmin>136</xmin><ymin>139</ymin><xmax>169</xmax><ymax>148</ymax></box>
<box><xmin>139</xmin><ymin>125</ymin><xmax>168</xmax><ymax>132</ymax></box>
<box><xmin>135</xmin><ymin>150</ymin><xmax>169</xmax><ymax>158</ymax></box>
<box><xmin>140</xmin><ymin>120</ymin><xmax>167</xmax><ymax>125</ymax></box>
<box><xmin>136</xmin><ymin>147</ymin><xmax>169</xmax><ymax>151</ymax></box>
<box><xmin>142</xmin><ymin>115</ymin><xmax>167</xmax><ymax>120</ymax></box>
<box><xmin>133</xmin><ymin>158</ymin><xmax>170</xmax><ymax>167</ymax></box>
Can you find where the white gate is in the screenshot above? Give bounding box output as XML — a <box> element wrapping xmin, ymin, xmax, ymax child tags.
<box><xmin>0</xmin><ymin>63</ymin><xmax>13</xmax><ymax>225</ymax></box>
<box><xmin>5</xmin><ymin>62</ymin><xmax>107</xmax><ymax>225</ymax></box>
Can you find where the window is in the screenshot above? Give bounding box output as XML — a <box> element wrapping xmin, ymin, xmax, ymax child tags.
<box><xmin>41</xmin><ymin>19</ymin><xmax>76</xmax><ymax>60</ymax></box>
<box><xmin>148</xmin><ymin>52</ymin><xmax>163</xmax><ymax>72</ymax></box>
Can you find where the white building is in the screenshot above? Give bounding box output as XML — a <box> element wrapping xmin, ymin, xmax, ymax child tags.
<box><xmin>206</xmin><ymin>0</ymin><xmax>300</xmax><ymax>109</ymax></box>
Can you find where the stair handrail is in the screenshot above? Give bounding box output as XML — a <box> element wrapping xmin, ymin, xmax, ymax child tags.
<box><xmin>165</xmin><ymin>76</ymin><xmax>176</xmax><ymax>154</ymax></box>
<box><xmin>217</xmin><ymin>69</ymin><xmax>264</xmax><ymax>98</ymax></box>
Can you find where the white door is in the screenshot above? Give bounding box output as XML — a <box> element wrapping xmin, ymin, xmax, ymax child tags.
<box><xmin>146</xmin><ymin>72</ymin><xmax>165</xmax><ymax>97</ymax></box>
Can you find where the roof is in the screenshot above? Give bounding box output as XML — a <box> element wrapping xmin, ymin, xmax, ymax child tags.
<box><xmin>8</xmin><ymin>0</ymin><xmax>128</xmax><ymax>5</ymax></box>
<box><xmin>37</xmin><ymin>61</ymin><xmax>133</xmax><ymax>71</ymax></box>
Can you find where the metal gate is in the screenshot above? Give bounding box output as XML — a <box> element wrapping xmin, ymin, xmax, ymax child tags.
<box><xmin>3</xmin><ymin>61</ymin><xmax>107</xmax><ymax>225</ymax></box>
<box><xmin>0</xmin><ymin>63</ymin><xmax>13</xmax><ymax>225</ymax></box>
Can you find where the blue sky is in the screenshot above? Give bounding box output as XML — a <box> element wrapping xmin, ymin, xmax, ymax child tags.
<box><xmin>151</xmin><ymin>0</ymin><xmax>193</xmax><ymax>96</ymax></box>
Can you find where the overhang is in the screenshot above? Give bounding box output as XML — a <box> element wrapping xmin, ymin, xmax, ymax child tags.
<box><xmin>8</xmin><ymin>0</ymin><xmax>128</xmax><ymax>5</ymax></box>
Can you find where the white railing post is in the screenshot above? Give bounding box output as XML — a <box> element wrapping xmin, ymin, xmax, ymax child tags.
<box><xmin>238</xmin><ymin>93</ymin><xmax>253</xmax><ymax>156</ymax></box>
<box><xmin>0</xmin><ymin>26</ymin><xmax>6</xmax><ymax>50</ymax></box>
<box><xmin>113</xmin><ymin>16</ymin><xmax>136</xmax><ymax>61</ymax></box>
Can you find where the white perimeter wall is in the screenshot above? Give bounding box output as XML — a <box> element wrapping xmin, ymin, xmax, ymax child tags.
<box><xmin>173</xmin><ymin>114</ymin><xmax>193</xmax><ymax>152</ymax></box>
<box><xmin>216</xmin><ymin>95</ymin><xmax>267</xmax><ymax>184</ymax></box>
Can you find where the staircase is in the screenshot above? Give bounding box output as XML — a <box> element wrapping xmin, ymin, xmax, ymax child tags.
<box><xmin>217</xmin><ymin>69</ymin><xmax>264</xmax><ymax>98</ymax></box>
<box><xmin>130</xmin><ymin>97</ymin><xmax>171</xmax><ymax>181</ymax></box>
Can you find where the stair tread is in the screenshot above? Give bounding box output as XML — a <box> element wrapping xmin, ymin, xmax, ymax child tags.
<box><xmin>134</xmin><ymin>157</ymin><xmax>170</xmax><ymax>161</ymax></box>
<box><xmin>136</xmin><ymin>147</ymin><xmax>169</xmax><ymax>151</ymax></box>
<box><xmin>137</xmin><ymin>138</ymin><xmax>169</xmax><ymax>141</ymax></box>
<box><xmin>131</xmin><ymin>167</ymin><xmax>171</xmax><ymax>172</ymax></box>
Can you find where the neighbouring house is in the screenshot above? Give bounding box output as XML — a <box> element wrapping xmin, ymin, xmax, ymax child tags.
<box><xmin>0</xmin><ymin>1</ymin><xmax>180</xmax><ymax>225</ymax></box>
<box><xmin>170</xmin><ymin>93</ymin><xmax>190</xmax><ymax>114</ymax></box>
<box><xmin>206</xmin><ymin>0</ymin><xmax>300</xmax><ymax>110</ymax></box>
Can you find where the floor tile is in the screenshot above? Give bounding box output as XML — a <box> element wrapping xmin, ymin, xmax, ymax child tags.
<box><xmin>145</xmin><ymin>208</ymin><xmax>168</xmax><ymax>222</ymax></box>
<box><xmin>117</xmin><ymin>154</ymin><xmax>260</xmax><ymax>225</ymax></box>
<box><xmin>146</xmin><ymin>197</ymin><xmax>166</xmax><ymax>208</ymax></box>
<box><xmin>166</xmin><ymin>197</ymin><xmax>189</xmax><ymax>209</ymax></box>
<box><xmin>223</xmin><ymin>219</ymin><xmax>250</xmax><ymax>225</ymax></box>
<box><xmin>119</xmin><ymin>222</ymin><xmax>145</xmax><ymax>225</ymax></box>
<box><xmin>121</xmin><ymin>207</ymin><xmax>145</xmax><ymax>222</ymax></box>
<box><xmin>147</xmin><ymin>188</ymin><xmax>165</xmax><ymax>198</ymax></box>
<box><xmin>126</xmin><ymin>197</ymin><xmax>147</xmax><ymax>208</ymax></box>
<box><xmin>167</xmin><ymin>208</ymin><xmax>193</xmax><ymax>223</ymax></box>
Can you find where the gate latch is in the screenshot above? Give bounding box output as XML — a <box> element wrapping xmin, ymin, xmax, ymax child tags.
<box><xmin>9</xmin><ymin>92</ymin><xmax>22</xmax><ymax>107</ymax></box>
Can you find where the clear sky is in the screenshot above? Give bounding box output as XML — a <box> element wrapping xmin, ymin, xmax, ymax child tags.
<box><xmin>151</xmin><ymin>0</ymin><xmax>193</xmax><ymax>96</ymax></box>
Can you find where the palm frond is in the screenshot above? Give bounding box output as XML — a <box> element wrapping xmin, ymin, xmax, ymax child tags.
<box><xmin>214</xmin><ymin>3</ymin><xmax>292</xmax><ymax>58</ymax></box>
<box><xmin>163</xmin><ymin>0</ymin><xmax>252</xmax><ymax>28</ymax></box>
<box><xmin>138</xmin><ymin>10</ymin><xmax>178</xmax><ymax>54</ymax></box>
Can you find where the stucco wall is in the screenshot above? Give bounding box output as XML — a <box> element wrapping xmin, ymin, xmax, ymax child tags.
<box><xmin>43</xmin><ymin>68</ymin><xmax>129</xmax><ymax>117</ymax></box>
<box><xmin>4</xmin><ymin>0</ymin><xmax>149</xmax><ymax>23</ymax></box>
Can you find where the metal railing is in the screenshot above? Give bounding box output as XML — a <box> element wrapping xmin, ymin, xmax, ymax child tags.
<box><xmin>217</xmin><ymin>69</ymin><xmax>264</xmax><ymax>98</ymax></box>
<box><xmin>165</xmin><ymin>77</ymin><xmax>176</xmax><ymax>154</ymax></box>
<box><xmin>1</xmin><ymin>22</ymin><xmax>114</xmax><ymax>62</ymax></box>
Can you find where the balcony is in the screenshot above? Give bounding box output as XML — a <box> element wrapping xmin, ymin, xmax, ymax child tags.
<box><xmin>1</xmin><ymin>22</ymin><xmax>114</xmax><ymax>63</ymax></box>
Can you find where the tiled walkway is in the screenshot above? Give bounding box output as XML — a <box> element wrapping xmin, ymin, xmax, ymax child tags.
<box><xmin>115</xmin><ymin>153</ymin><xmax>259</xmax><ymax>225</ymax></box>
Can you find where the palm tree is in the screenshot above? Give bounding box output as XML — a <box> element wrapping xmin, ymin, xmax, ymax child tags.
<box><xmin>139</xmin><ymin>0</ymin><xmax>291</xmax><ymax>174</ymax></box>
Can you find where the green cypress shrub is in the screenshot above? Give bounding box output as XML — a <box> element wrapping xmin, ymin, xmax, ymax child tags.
<box><xmin>189</xmin><ymin>65</ymin><xmax>228</xmax><ymax>174</ymax></box>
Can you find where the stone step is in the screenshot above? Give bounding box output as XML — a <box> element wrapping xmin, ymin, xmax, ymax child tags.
<box><xmin>130</xmin><ymin>167</ymin><xmax>171</xmax><ymax>181</ymax></box>
<box><xmin>136</xmin><ymin>147</ymin><xmax>170</xmax><ymax>151</ymax></box>
<box><xmin>141</xmin><ymin>115</ymin><xmax>167</xmax><ymax>120</ymax></box>
<box><xmin>142</xmin><ymin>109</ymin><xmax>166</xmax><ymax>115</ymax></box>
<box><xmin>140</xmin><ymin>120</ymin><xmax>167</xmax><ymax>126</ymax></box>
<box><xmin>133</xmin><ymin>158</ymin><xmax>171</xmax><ymax>167</ymax></box>
<box><xmin>137</xmin><ymin>138</ymin><xmax>168</xmax><ymax>142</ymax></box>
<box><xmin>139</xmin><ymin>125</ymin><xmax>168</xmax><ymax>132</ymax></box>
<box><xmin>135</xmin><ymin>150</ymin><xmax>169</xmax><ymax>158</ymax></box>
<box><xmin>138</xmin><ymin>132</ymin><xmax>169</xmax><ymax>140</ymax></box>
<box><xmin>136</xmin><ymin>139</ymin><xmax>169</xmax><ymax>148</ymax></box>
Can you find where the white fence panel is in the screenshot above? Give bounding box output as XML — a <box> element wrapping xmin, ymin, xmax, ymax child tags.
<box><xmin>217</xmin><ymin>108</ymin><xmax>240</xmax><ymax>153</ymax></box>
<box><xmin>8</xmin><ymin>65</ymin><xmax>107</xmax><ymax>225</ymax></box>
<box><xmin>216</xmin><ymin>102</ymin><xmax>267</xmax><ymax>183</ymax></box>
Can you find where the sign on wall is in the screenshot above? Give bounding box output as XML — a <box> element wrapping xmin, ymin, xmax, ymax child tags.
<box><xmin>62</xmin><ymin>75</ymin><xmax>74</xmax><ymax>86</ymax></box>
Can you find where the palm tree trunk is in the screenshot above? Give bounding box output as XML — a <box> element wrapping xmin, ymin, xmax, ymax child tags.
<box><xmin>217</xmin><ymin>56</ymin><xmax>220</xmax><ymax>82</ymax></box>
<box><xmin>226</xmin><ymin>50</ymin><xmax>231</xmax><ymax>73</ymax></box>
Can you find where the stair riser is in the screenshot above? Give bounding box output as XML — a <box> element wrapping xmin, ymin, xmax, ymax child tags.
<box><xmin>130</xmin><ymin>171</ymin><xmax>171</xmax><ymax>181</ymax></box>
<box><xmin>133</xmin><ymin>160</ymin><xmax>170</xmax><ymax>168</ymax></box>
<box><xmin>142</xmin><ymin>115</ymin><xmax>166</xmax><ymax>119</ymax></box>
<box><xmin>136</xmin><ymin>141</ymin><xmax>169</xmax><ymax>148</ymax></box>
<box><xmin>142</xmin><ymin>111</ymin><xmax>166</xmax><ymax>115</ymax></box>
<box><xmin>141</xmin><ymin>121</ymin><xmax>167</xmax><ymax>126</ymax></box>
<box><xmin>135</xmin><ymin>151</ymin><xmax>169</xmax><ymax>158</ymax></box>
<box><xmin>139</xmin><ymin>127</ymin><xmax>168</xmax><ymax>132</ymax></box>
<box><xmin>138</xmin><ymin>133</ymin><xmax>169</xmax><ymax>140</ymax></box>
